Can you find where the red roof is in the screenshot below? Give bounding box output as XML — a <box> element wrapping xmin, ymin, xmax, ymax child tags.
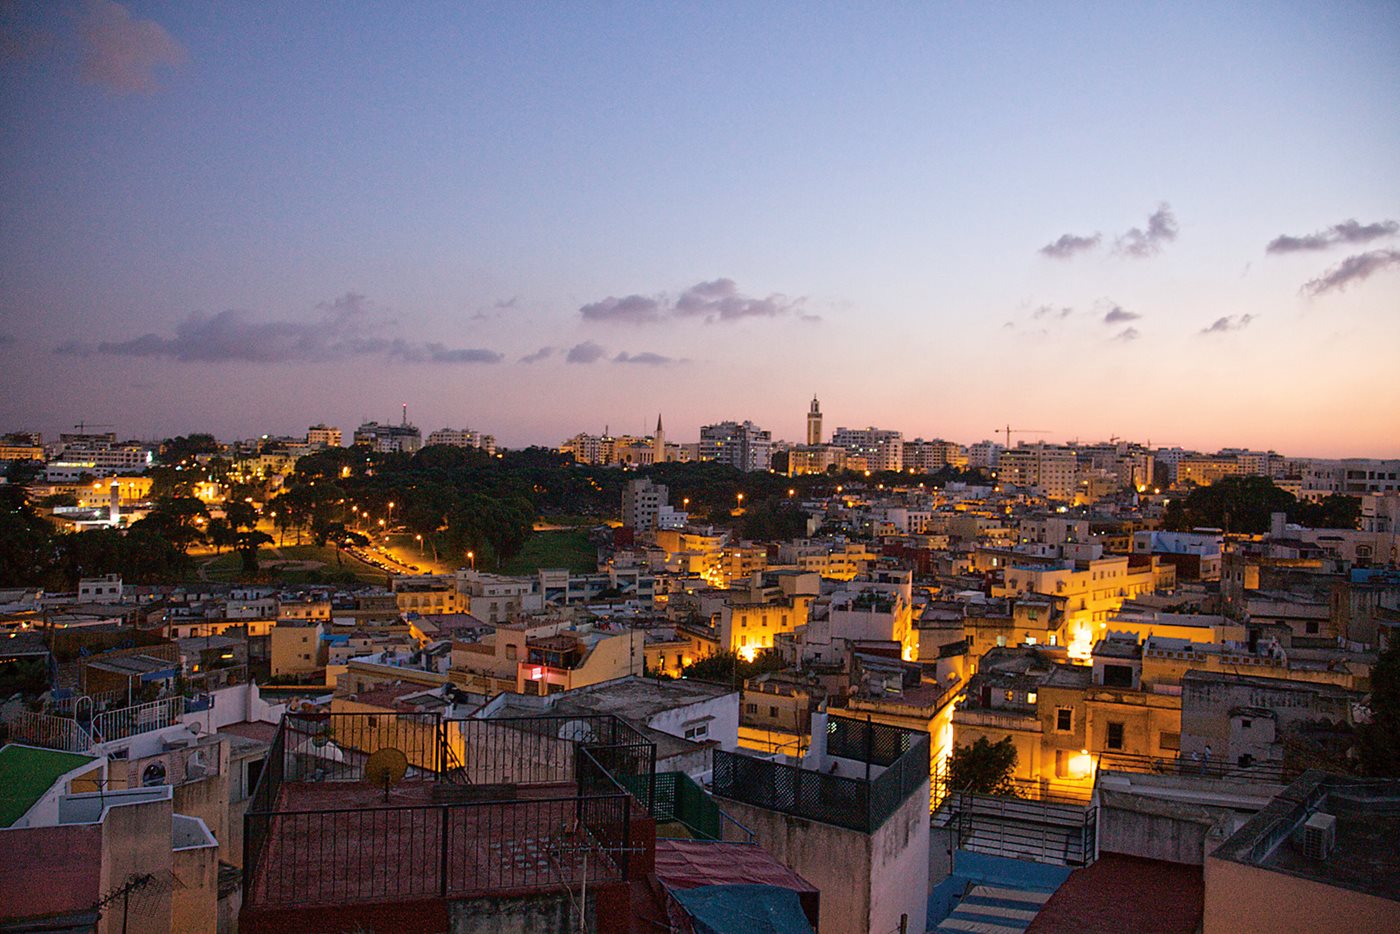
<box><xmin>0</xmin><ymin>824</ymin><xmax>102</xmax><ymax>919</ymax></box>
<box><xmin>653</xmin><ymin>839</ymin><xmax>817</xmax><ymax>894</ymax></box>
<box><xmin>1026</xmin><ymin>853</ymin><xmax>1203</xmax><ymax>934</ymax></box>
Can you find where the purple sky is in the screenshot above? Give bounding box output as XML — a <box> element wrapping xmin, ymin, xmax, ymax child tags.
<box><xmin>1</xmin><ymin>1</ymin><xmax>1398</xmax><ymax>456</ymax></box>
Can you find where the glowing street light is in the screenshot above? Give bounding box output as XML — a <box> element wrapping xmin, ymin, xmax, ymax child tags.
<box><xmin>467</xmin><ymin>550</ymin><xmax>475</xmax><ymax>570</ymax></box>
<box><xmin>416</xmin><ymin>533</ymin><xmax>423</xmax><ymax>555</ymax></box>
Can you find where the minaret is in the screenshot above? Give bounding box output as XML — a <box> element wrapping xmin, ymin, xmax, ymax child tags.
<box><xmin>806</xmin><ymin>395</ymin><xmax>822</xmax><ymax>446</ymax></box>
<box><xmin>653</xmin><ymin>414</ymin><xmax>667</xmax><ymax>464</ymax></box>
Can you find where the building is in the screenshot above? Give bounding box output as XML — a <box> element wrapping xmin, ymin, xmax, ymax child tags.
<box><xmin>622</xmin><ymin>477</ymin><xmax>681</xmax><ymax>532</ymax></box>
<box><xmin>45</xmin><ymin>437</ymin><xmax>154</xmax><ymax>481</ymax></box>
<box><xmin>305</xmin><ymin>424</ymin><xmax>341</xmax><ymax>448</ymax></box>
<box><xmin>712</xmin><ymin>714</ymin><xmax>930</xmax><ymax>934</ymax></box>
<box><xmin>425</xmin><ymin>426</ymin><xmax>496</xmax><ymax>453</ymax></box>
<box><xmin>1204</xmin><ymin>771</ymin><xmax>1400</xmax><ymax>933</ymax></box>
<box><xmin>831</xmin><ymin>426</ymin><xmax>904</xmax><ymax>473</ymax></box>
<box><xmin>999</xmin><ymin>444</ymin><xmax>1078</xmax><ymax>500</ymax></box>
<box><xmin>904</xmin><ymin>438</ymin><xmax>968</xmax><ymax>473</ymax></box>
<box><xmin>352</xmin><ymin>413</ymin><xmax>422</xmax><ymax>453</ymax></box>
<box><xmin>806</xmin><ymin>395</ymin><xmax>822</xmax><ymax>446</ymax></box>
<box><xmin>699</xmin><ymin>420</ymin><xmax>773</xmax><ymax>471</ymax></box>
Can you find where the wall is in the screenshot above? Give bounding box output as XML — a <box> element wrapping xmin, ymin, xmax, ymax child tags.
<box><xmin>868</xmin><ymin>776</ymin><xmax>930</xmax><ymax>934</ymax></box>
<box><xmin>720</xmin><ymin>795</ymin><xmax>872</xmax><ymax>934</ymax></box>
<box><xmin>172</xmin><ymin>834</ymin><xmax>218</xmax><ymax>933</ymax></box>
<box><xmin>1203</xmin><ymin>856</ymin><xmax>1400</xmax><ymax>934</ymax></box>
<box><xmin>447</xmin><ymin>891</ymin><xmax>596</xmax><ymax>934</ymax></box>
<box><xmin>98</xmin><ymin>793</ymin><xmax>175</xmax><ymax>934</ymax></box>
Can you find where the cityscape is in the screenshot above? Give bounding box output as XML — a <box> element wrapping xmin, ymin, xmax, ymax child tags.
<box><xmin>2</xmin><ymin>4</ymin><xmax>1399</xmax><ymax>934</ymax></box>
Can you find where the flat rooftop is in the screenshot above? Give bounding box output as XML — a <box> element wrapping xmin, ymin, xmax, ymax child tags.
<box><xmin>1211</xmin><ymin>770</ymin><xmax>1400</xmax><ymax>903</ymax></box>
<box><xmin>0</xmin><ymin>744</ymin><xmax>99</xmax><ymax>827</ymax></box>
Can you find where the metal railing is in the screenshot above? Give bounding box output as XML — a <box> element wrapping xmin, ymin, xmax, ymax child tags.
<box><xmin>91</xmin><ymin>696</ymin><xmax>185</xmax><ymax>745</ymax></box>
<box><xmin>245</xmin><ymin>794</ymin><xmax>631</xmax><ymax>908</ymax></box>
<box><xmin>243</xmin><ymin>711</ymin><xmax>648</xmax><ymax>909</ymax></box>
<box><xmin>954</xmin><ymin>792</ymin><xmax>1098</xmax><ymax>867</ymax></box>
<box><xmin>3</xmin><ymin>710</ymin><xmax>95</xmax><ymax>753</ymax></box>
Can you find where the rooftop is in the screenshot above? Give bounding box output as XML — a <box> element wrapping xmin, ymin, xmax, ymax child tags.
<box><xmin>0</xmin><ymin>744</ymin><xmax>99</xmax><ymax>827</ymax></box>
<box><xmin>1026</xmin><ymin>853</ymin><xmax>1203</xmax><ymax>934</ymax></box>
<box><xmin>1210</xmin><ymin>770</ymin><xmax>1400</xmax><ymax>902</ymax></box>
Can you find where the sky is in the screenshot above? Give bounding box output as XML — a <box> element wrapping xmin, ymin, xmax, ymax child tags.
<box><xmin>1</xmin><ymin>1</ymin><xmax>1398</xmax><ymax>457</ymax></box>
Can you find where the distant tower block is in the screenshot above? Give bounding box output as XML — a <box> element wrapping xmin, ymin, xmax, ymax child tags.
<box><xmin>653</xmin><ymin>414</ymin><xmax>667</xmax><ymax>464</ymax></box>
<box><xmin>807</xmin><ymin>395</ymin><xmax>822</xmax><ymax>446</ymax></box>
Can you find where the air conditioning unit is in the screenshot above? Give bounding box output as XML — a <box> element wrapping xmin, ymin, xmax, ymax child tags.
<box><xmin>1302</xmin><ymin>812</ymin><xmax>1337</xmax><ymax>860</ymax></box>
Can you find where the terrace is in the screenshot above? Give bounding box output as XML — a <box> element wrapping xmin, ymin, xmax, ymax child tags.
<box><xmin>241</xmin><ymin>709</ymin><xmax>744</xmax><ymax>922</ymax></box>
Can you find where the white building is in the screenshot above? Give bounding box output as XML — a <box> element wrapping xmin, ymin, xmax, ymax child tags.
<box><xmin>306</xmin><ymin>424</ymin><xmax>342</xmax><ymax>448</ymax></box>
<box><xmin>999</xmin><ymin>443</ymin><xmax>1078</xmax><ymax>500</ymax></box>
<box><xmin>699</xmin><ymin>420</ymin><xmax>773</xmax><ymax>472</ymax></box>
<box><xmin>831</xmin><ymin>427</ymin><xmax>904</xmax><ymax>473</ymax></box>
<box><xmin>425</xmin><ymin>427</ymin><xmax>497</xmax><ymax>454</ymax></box>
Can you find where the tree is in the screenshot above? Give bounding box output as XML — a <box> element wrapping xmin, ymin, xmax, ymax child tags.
<box><xmin>680</xmin><ymin>649</ymin><xmax>785</xmax><ymax>685</ymax></box>
<box><xmin>948</xmin><ymin>736</ymin><xmax>1020</xmax><ymax>796</ymax></box>
<box><xmin>1290</xmin><ymin>494</ymin><xmax>1361</xmax><ymax>531</ymax></box>
<box><xmin>131</xmin><ymin>496</ymin><xmax>209</xmax><ymax>553</ymax></box>
<box><xmin>1358</xmin><ymin>638</ymin><xmax>1400</xmax><ymax>777</ymax></box>
<box><xmin>1163</xmin><ymin>476</ymin><xmax>1295</xmax><ymax>534</ymax></box>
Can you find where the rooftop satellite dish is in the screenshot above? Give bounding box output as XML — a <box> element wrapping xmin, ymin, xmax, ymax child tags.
<box><xmin>364</xmin><ymin>747</ymin><xmax>408</xmax><ymax>801</ymax></box>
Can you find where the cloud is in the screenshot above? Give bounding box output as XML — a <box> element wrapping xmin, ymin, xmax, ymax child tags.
<box><xmin>565</xmin><ymin>341</ymin><xmax>607</xmax><ymax>364</ymax></box>
<box><xmin>1038</xmin><ymin>232</ymin><xmax>1101</xmax><ymax>259</ymax></box>
<box><xmin>673</xmin><ymin>278</ymin><xmax>800</xmax><ymax>321</ymax></box>
<box><xmin>1200</xmin><ymin>314</ymin><xmax>1255</xmax><ymax>335</ymax></box>
<box><xmin>579</xmin><ymin>278</ymin><xmax>803</xmax><ymax>324</ymax></box>
<box><xmin>78</xmin><ymin>0</ymin><xmax>186</xmax><ymax>94</ymax></box>
<box><xmin>1266</xmin><ymin>219</ymin><xmax>1398</xmax><ymax>254</ymax></box>
<box><xmin>1112</xmin><ymin>327</ymin><xmax>1141</xmax><ymax>342</ymax></box>
<box><xmin>1301</xmin><ymin>249</ymin><xmax>1400</xmax><ymax>296</ymax></box>
<box><xmin>1103</xmin><ymin>306</ymin><xmax>1141</xmax><ymax>324</ymax></box>
<box><xmin>53</xmin><ymin>293</ymin><xmax>503</xmax><ymax>364</ymax></box>
<box><xmin>519</xmin><ymin>346</ymin><xmax>554</xmax><ymax>364</ymax></box>
<box><xmin>579</xmin><ymin>294</ymin><xmax>664</xmax><ymax>324</ymax></box>
<box><xmin>613</xmin><ymin>351</ymin><xmax>674</xmax><ymax>366</ymax></box>
<box><xmin>1116</xmin><ymin>203</ymin><xmax>1178</xmax><ymax>257</ymax></box>
<box><xmin>1031</xmin><ymin>305</ymin><xmax>1074</xmax><ymax>320</ymax></box>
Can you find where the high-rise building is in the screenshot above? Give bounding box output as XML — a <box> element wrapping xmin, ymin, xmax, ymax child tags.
<box><xmin>700</xmin><ymin>420</ymin><xmax>773</xmax><ymax>471</ymax></box>
<box><xmin>831</xmin><ymin>426</ymin><xmax>904</xmax><ymax>473</ymax></box>
<box><xmin>806</xmin><ymin>396</ymin><xmax>822</xmax><ymax>446</ymax></box>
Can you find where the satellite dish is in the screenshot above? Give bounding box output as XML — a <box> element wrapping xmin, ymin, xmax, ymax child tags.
<box><xmin>364</xmin><ymin>747</ymin><xmax>409</xmax><ymax>801</ymax></box>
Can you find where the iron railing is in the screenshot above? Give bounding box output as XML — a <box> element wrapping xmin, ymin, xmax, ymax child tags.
<box><xmin>243</xmin><ymin>711</ymin><xmax>648</xmax><ymax>909</ymax></box>
<box><xmin>954</xmin><ymin>792</ymin><xmax>1098</xmax><ymax>867</ymax></box>
<box><xmin>245</xmin><ymin>794</ymin><xmax>631</xmax><ymax>908</ymax></box>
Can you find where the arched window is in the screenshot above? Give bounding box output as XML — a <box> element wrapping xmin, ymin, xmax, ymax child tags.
<box><xmin>141</xmin><ymin>761</ymin><xmax>167</xmax><ymax>787</ymax></box>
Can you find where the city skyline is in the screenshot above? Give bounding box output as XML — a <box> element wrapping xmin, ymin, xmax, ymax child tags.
<box><xmin>2</xmin><ymin>2</ymin><xmax>1398</xmax><ymax>456</ymax></box>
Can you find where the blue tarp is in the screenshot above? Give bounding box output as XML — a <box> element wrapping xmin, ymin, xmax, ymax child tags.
<box><xmin>671</xmin><ymin>884</ymin><xmax>815</xmax><ymax>934</ymax></box>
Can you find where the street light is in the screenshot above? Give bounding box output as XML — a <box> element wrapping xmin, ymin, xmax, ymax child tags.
<box><xmin>416</xmin><ymin>533</ymin><xmax>423</xmax><ymax>555</ymax></box>
<box><xmin>467</xmin><ymin>550</ymin><xmax>475</xmax><ymax>570</ymax></box>
<box><xmin>387</xmin><ymin>501</ymin><xmax>395</xmax><ymax>527</ymax></box>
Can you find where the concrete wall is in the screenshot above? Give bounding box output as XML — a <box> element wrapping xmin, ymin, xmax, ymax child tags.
<box><xmin>98</xmin><ymin>793</ymin><xmax>174</xmax><ymax>934</ymax></box>
<box><xmin>172</xmin><ymin>836</ymin><xmax>218</xmax><ymax>933</ymax></box>
<box><xmin>868</xmin><ymin>777</ymin><xmax>930</xmax><ymax>934</ymax></box>
<box><xmin>1203</xmin><ymin>855</ymin><xmax>1400</xmax><ymax>934</ymax></box>
<box><xmin>447</xmin><ymin>891</ymin><xmax>594</xmax><ymax>934</ymax></box>
<box><xmin>1097</xmin><ymin>797</ymin><xmax>1215</xmax><ymax>865</ymax></box>
<box><xmin>720</xmin><ymin>795</ymin><xmax>872</xmax><ymax>934</ymax></box>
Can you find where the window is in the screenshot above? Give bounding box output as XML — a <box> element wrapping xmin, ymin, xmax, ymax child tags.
<box><xmin>996</xmin><ymin>635</ymin><xmax>1007</xmax><ymax>647</ymax></box>
<box><xmin>1106</xmin><ymin>722</ymin><xmax>1125</xmax><ymax>751</ymax></box>
<box><xmin>1305</xmin><ymin>621</ymin><xmax>1319</xmax><ymax>635</ymax></box>
<box><xmin>1159</xmin><ymin>731</ymin><xmax>1180</xmax><ymax>751</ymax></box>
<box><xmin>1241</xmin><ymin>718</ymin><xmax>1252</xmax><ymax>729</ymax></box>
<box><xmin>142</xmin><ymin>762</ymin><xmax>167</xmax><ymax>787</ymax></box>
<box><xmin>745</xmin><ymin>703</ymin><xmax>757</xmax><ymax>714</ymax></box>
<box><xmin>1027</xmin><ymin>692</ymin><xmax>1037</xmax><ymax>705</ymax></box>
<box><xmin>1056</xmin><ymin>708</ymin><xmax>1073</xmax><ymax>732</ymax></box>
<box><xmin>1102</xmin><ymin>664</ymin><xmax>1134</xmax><ymax>688</ymax></box>
<box><xmin>769</xmin><ymin>706</ymin><xmax>778</xmax><ymax>718</ymax></box>
<box><xmin>684</xmin><ymin>722</ymin><xmax>709</xmax><ymax>740</ymax></box>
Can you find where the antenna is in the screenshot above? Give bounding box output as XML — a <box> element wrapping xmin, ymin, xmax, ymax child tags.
<box><xmin>365</xmin><ymin>747</ymin><xmax>409</xmax><ymax>801</ymax></box>
<box><xmin>401</xmin><ymin>403</ymin><xmax>408</xmax><ymax>426</ymax></box>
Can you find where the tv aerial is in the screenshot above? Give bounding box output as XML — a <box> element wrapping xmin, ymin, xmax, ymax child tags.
<box><xmin>364</xmin><ymin>747</ymin><xmax>409</xmax><ymax>801</ymax></box>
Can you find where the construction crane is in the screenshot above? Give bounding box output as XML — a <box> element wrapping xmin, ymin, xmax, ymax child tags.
<box><xmin>997</xmin><ymin>425</ymin><xmax>1050</xmax><ymax>448</ymax></box>
<box><xmin>72</xmin><ymin>421</ymin><xmax>114</xmax><ymax>434</ymax></box>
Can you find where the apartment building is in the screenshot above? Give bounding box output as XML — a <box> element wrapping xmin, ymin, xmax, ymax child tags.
<box><xmin>831</xmin><ymin>426</ymin><xmax>904</xmax><ymax>472</ymax></box>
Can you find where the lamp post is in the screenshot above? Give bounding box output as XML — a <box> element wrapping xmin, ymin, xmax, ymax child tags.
<box><xmin>467</xmin><ymin>550</ymin><xmax>475</xmax><ymax>570</ymax></box>
<box><xmin>416</xmin><ymin>533</ymin><xmax>423</xmax><ymax>555</ymax></box>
